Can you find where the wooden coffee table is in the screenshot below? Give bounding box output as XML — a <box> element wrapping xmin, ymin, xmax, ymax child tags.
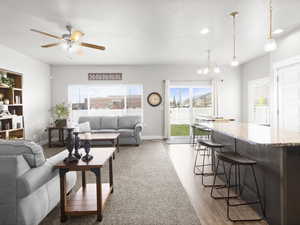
<box><xmin>55</xmin><ymin>148</ymin><xmax>115</xmax><ymax>222</ymax></box>
<box><xmin>79</xmin><ymin>132</ymin><xmax>120</xmax><ymax>153</ymax></box>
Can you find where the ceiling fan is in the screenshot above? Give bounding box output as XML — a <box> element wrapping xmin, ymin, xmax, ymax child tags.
<box><xmin>30</xmin><ymin>25</ymin><xmax>105</xmax><ymax>54</ymax></box>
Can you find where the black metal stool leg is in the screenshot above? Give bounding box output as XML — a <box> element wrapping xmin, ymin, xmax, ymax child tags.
<box><xmin>211</xmin><ymin>160</ymin><xmax>237</xmax><ymax>199</ymax></box>
<box><xmin>227</xmin><ymin>164</ymin><xmax>265</xmax><ymax>222</ymax></box>
<box><xmin>201</xmin><ymin>148</ymin><xmax>226</xmax><ymax>188</ymax></box>
<box><xmin>226</xmin><ymin>164</ymin><xmax>233</xmax><ymax>220</ymax></box>
<box><xmin>193</xmin><ymin>149</ymin><xmax>201</xmax><ymax>175</ymax></box>
<box><xmin>201</xmin><ymin>147</ymin><xmax>209</xmax><ymax>184</ymax></box>
<box><xmin>210</xmin><ymin>159</ymin><xmax>220</xmax><ymax>197</ymax></box>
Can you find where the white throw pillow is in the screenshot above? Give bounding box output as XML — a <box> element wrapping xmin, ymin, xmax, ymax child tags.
<box><xmin>78</xmin><ymin>122</ymin><xmax>91</xmax><ymax>132</ymax></box>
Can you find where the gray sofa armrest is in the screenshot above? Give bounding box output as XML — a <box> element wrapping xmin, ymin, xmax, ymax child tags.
<box><xmin>134</xmin><ymin>123</ymin><xmax>143</xmax><ymax>145</ymax></box>
<box><xmin>134</xmin><ymin>123</ymin><xmax>143</xmax><ymax>134</ymax></box>
<box><xmin>17</xmin><ymin>151</ymin><xmax>69</xmax><ymax>198</ymax></box>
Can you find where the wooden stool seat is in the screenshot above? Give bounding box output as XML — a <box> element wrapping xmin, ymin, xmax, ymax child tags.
<box><xmin>215</xmin><ymin>152</ymin><xmax>256</xmax><ymax>165</ymax></box>
<box><xmin>198</xmin><ymin>140</ymin><xmax>225</xmax><ymax>148</ymax></box>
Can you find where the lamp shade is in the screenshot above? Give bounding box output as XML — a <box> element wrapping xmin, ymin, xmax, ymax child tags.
<box><xmin>231</xmin><ymin>57</ymin><xmax>239</xmax><ymax>67</ymax></box>
<box><xmin>264</xmin><ymin>38</ymin><xmax>277</xmax><ymax>52</ymax></box>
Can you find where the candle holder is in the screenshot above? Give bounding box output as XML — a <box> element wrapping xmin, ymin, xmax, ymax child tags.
<box><xmin>64</xmin><ymin>131</ymin><xmax>78</xmax><ymax>163</ymax></box>
<box><xmin>82</xmin><ymin>139</ymin><xmax>93</xmax><ymax>162</ymax></box>
<box><xmin>73</xmin><ymin>132</ymin><xmax>82</xmax><ymax>159</ymax></box>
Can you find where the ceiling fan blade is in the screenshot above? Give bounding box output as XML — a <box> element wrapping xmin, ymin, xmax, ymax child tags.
<box><xmin>80</xmin><ymin>42</ymin><xmax>106</xmax><ymax>50</ymax></box>
<box><xmin>30</xmin><ymin>29</ymin><xmax>62</xmax><ymax>40</ymax></box>
<box><xmin>71</xmin><ymin>30</ymin><xmax>84</xmax><ymax>41</ymax></box>
<box><xmin>41</xmin><ymin>43</ymin><xmax>61</xmax><ymax>48</ymax></box>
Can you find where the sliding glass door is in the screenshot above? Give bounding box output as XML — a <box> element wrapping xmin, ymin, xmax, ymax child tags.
<box><xmin>169</xmin><ymin>85</ymin><xmax>212</xmax><ymax>142</ymax></box>
<box><xmin>169</xmin><ymin>87</ymin><xmax>190</xmax><ymax>137</ymax></box>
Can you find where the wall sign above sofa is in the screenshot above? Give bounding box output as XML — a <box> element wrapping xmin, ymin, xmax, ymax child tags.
<box><xmin>88</xmin><ymin>73</ymin><xmax>122</xmax><ymax>81</ymax></box>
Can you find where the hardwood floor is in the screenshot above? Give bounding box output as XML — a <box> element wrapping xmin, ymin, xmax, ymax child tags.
<box><xmin>164</xmin><ymin>143</ymin><xmax>268</xmax><ymax>225</ymax></box>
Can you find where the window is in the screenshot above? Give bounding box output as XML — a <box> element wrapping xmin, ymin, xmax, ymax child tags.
<box><xmin>68</xmin><ymin>85</ymin><xmax>143</xmax><ymax>123</ymax></box>
<box><xmin>192</xmin><ymin>87</ymin><xmax>213</xmax><ymax>120</ymax></box>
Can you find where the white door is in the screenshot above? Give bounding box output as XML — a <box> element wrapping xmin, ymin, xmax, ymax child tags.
<box><xmin>277</xmin><ymin>63</ymin><xmax>300</xmax><ymax>132</ymax></box>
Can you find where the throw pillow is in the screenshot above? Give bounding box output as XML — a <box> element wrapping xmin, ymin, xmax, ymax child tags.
<box><xmin>78</xmin><ymin>121</ymin><xmax>91</xmax><ymax>132</ymax></box>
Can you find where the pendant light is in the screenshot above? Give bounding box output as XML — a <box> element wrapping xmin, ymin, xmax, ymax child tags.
<box><xmin>197</xmin><ymin>50</ymin><xmax>221</xmax><ymax>75</ymax></box>
<box><xmin>230</xmin><ymin>11</ymin><xmax>239</xmax><ymax>67</ymax></box>
<box><xmin>264</xmin><ymin>0</ymin><xmax>277</xmax><ymax>52</ymax></box>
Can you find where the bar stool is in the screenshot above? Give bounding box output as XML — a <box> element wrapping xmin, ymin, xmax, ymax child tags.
<box><xmin>191</xmin><ymin>125</ymin><xmax>210</xmax><ymax>147</ymax></box>
<box><xmin>211</xmin><ymin>151</ymin><xmax>265</xmax><ymax>222</ymax></box>
<box><xmin>194</xmin><ymin>139</ymin><xmax>226</xmax><ymax>187</ymax></box>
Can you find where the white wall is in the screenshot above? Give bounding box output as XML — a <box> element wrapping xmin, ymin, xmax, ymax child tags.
<box><xmin>51</xmin><ymin>65</ymin><xmax>241</xmax><ymax>138</ymax></box>
<box><xmin>0</xmin><ymin>44</ymin><xmax>51</xmax><ymax>141</ymax></box>
<box><xmin>272</xmin><ymin>30</ymin><xmax>300</xmax><ymax>63</ymax></box>
<box><xmin>241</xmin><ymin>29</ymin><xmax>300</xmax><ymax>123</ymax></box>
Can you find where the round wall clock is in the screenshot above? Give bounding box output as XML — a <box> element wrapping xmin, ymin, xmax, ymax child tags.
<box><xmin>147</xmin><ymin>92</ymin><xmax>162</xmax><ymax>107</ymax></box>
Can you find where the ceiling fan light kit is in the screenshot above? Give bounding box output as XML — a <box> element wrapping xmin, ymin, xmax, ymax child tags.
<box><xmin>30</xmin><ymin>25</ymin><xmax>105</xmax><ymax>55</ymax></box>
<box><xmin>264</xmin><ymin>0</ymin><xmax>277</xmax><ymax>52</ymax></box>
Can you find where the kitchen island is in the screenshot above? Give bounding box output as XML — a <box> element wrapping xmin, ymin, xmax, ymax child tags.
<box><xmin>199</xmin><ymin>121</ymin><xmax>300</xmax><ymax>225</ymax></box>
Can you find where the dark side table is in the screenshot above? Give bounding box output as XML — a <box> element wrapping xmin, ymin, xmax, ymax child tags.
<box><xmin>48</xmin><ymin>127</ymin><xmax>74</xmax><ymax>148</ymax></box>
<box><xmin>55</xmin><ymin>147</ymin><xmax>115</xmax><ymax>222</ymax></box>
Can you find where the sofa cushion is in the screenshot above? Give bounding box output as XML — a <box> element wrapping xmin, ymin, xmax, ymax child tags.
<box><xmin>101</xmin><ymin>117</ymin><xmax>118</xmax><ymax>129</ymax></box>
<box><xmin>92</xmin><ymin>129</ymin><xmax>117</xmax><ymax>133</ymax></box>
<box><xmin>0</xmin><ymin>140</ymin><xmax>46</xmax><ymax>168</ymax></box>
<box><xmin>78</xmin><ymin>122</ymin><xmax>91</xmax><ymax>132</ymax></box>
<box><xmin>118</xmin><ymin>116</ymin><xmax>141</xmax><ymax>129</ymax></box>
<box><xmin>118</xmin><ymin>129</ymin><xmax>135</xmax><ymax>137</ymax></box>
<box><xmin>78</xmin><ymin>116</ymin><xmax>101</xmax><ymax>130</ymax></box>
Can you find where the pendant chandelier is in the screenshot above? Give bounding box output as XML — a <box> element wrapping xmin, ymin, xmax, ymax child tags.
<box><xmin>230</xmin><ymin>11</ymin><xmax>239</xmax><ymax>67</ymax></box>
<box><xmin>264</xmin><ymin>0</ymin><xmax>277</xmax><ymax>52</ymax></box>
<box><xmin>197</xmin><ymin>50</ymin><xmax>221</xmax><ymax>75</ymax></box>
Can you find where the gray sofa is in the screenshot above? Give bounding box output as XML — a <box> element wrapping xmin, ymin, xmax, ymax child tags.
<box><xmin>0</xmin><ymin>140</ymin><xmax>77</xmax><ymax>225</ymax></box>
<box><xmin>78</xmin><ymin>115</ymin><xmax>143</xmax><ymax>146</ymax></box>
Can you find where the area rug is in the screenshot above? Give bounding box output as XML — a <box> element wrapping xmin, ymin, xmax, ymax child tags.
<box><xmin>41</xmin><ymin>140</ymin><xmax>201</xmax><ymax>225</ymax></box>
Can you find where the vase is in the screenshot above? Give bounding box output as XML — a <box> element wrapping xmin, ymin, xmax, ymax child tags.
<box><xmin>63</xmin><ymin>131</ymin><xmax>78</xmax><ymax>163</ymax></box>
<box><xmin>73</xmin><ymin>132</ymin><xmax>82</xmax><ymax>159</ymax></box>
<box><xmin>82</xmin><ymin>140</ymin><xmax>93</xmax><ymax>162</ymax></box>
<box><xmin>55</xmin><ymin>119</ymin><xmax>66</xmax><ymax>128</ymax></box>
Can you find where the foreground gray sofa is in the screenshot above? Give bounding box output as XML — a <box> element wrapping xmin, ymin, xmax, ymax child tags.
<box><xmin>0</xmin><ymin>140</ymin><xmax>77</xmax><ymax>225</ymax></box>
<box><xmin>78</xmin><ymin>115</ymin><xmax>143</xmax><ymax>146</ymax></box>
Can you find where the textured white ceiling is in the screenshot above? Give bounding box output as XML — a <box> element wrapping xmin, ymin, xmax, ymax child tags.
<box><xmin>0</xmin><ymin>0</ymin><xmax>299</xmax><ymax>65</ymax></box>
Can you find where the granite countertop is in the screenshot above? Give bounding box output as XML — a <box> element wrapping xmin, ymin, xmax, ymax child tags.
<box><xmin>199</xmin><ymin>121</ymin><xmax>300</xmax><ymax>147</ymax></box>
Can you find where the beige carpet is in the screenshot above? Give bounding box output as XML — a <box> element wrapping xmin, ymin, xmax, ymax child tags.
<box><xmin>40</xmin><ymin>140</ymin><xmax>201</xmax><ymax>225</ymax></box>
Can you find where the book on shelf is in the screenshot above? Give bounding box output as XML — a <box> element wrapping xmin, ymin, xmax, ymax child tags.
<box><xmin>12</xmin><ymin>115</ymin><xmax>23</xmax><ymax>129</ymax></box>
<box><xmin>15</xmin><ymin>96</ymin><xmax>21</xmax><ymax>104</ymax></box>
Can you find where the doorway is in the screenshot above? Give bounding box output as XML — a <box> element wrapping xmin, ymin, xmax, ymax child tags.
<box><xmin>168</xmin><ymin>85</ymin><xmax>212</xmax><ymax>143</ymax></box>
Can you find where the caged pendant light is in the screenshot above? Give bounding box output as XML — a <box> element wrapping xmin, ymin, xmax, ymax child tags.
<box><xmin>197</xmin><ymin>50</ymin><xmax>221</xmax><ymax>75</ymax></box>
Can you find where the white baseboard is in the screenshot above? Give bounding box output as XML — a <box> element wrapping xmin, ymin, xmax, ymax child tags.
<box><xmin>142</xmin><ymin>136</ymin><xmax>165</xmax><ymax>140</ymax></box>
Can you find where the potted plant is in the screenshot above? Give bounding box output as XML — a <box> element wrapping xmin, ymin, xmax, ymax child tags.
<box><xmin>52</xmin><ymin>103</ymin><xmax>70</xmax><ymax>128</ymax></box>
<box><xmin>0</xmin><ymin>72</ymin><xmax>15</xmax><ymax>88</ymax></box>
